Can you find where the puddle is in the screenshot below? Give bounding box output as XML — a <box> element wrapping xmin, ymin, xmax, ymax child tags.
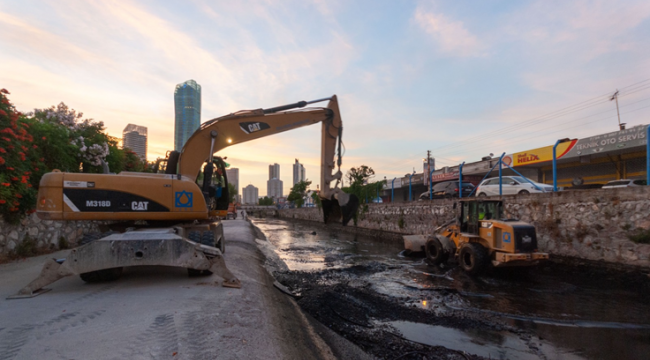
<box><xmin>388</xmin><ymin>320</ymin><xmax>586</xmax><ymax>360</ymax></box>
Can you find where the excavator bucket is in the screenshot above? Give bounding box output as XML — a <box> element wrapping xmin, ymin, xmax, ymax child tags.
<box><xmin>322</xmin><ymin>193</ymin><xmax>359</xmax><ymax>226</ymax></box>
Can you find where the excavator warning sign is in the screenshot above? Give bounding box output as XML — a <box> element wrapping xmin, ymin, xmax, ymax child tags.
<box><xmin>175</xmin><ymin>191</ymin><xmax>193</xmax><ymax>208</ymax></box>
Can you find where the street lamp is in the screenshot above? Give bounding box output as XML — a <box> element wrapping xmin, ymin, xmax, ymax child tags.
<box><xmin>553</xmin><ymin>138</ymin><xmax>572</xmax><ymax>192</ymax></box>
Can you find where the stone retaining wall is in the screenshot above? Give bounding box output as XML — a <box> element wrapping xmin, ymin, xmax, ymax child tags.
<box><xmin>277</xmin><ymin>187</ymin><xmax>650</xmax><ymax>268</ymax></box>
<box><xmin>0</xmin><ymin>214</ymin><xmax>103</xmax><ymax>255</ymax></box>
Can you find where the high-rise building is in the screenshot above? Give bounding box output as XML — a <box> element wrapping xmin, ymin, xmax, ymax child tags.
<box><xmin>122</xmin><ymin>124</ymin><xmax>147</xmax><ymax>161</ymax></box>
<box><xmin>269</xmin><ymin>163</ymin><xmax>280</xmax><ymax>180</ymax></box>
<box><xmin>267</xmin><ymin>178</ymin><xmax>283</xmax><ymax>199</ymax></box>
<box><xmin>174</xmin><ymin>79</ymin><xmax>201</xmax><ymax>151</ymax></box>
<box><xmin>226</xmin><ymin>168</ymin><xmax>239</xmax><ymax>202</ymax></box>
<box><xmin>293</xmin><ymin>159</ymin><xmax>306</xmax><ymax>185</ymax></box>
<box><xmin>242</xmin><ymin>184</ymin><xmax>259</xmax><ymax>205</ymax></box>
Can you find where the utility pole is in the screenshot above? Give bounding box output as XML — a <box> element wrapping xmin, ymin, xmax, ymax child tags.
<box><xmin>610</xmin><ymin>90</ymin><xmax>625</xmax><ymax>130</ymax></box>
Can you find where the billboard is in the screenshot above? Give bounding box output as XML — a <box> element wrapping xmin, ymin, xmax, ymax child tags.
<box><xmin>502</xmin><ymin>139</ymin><xmax>578</xmax><ymax>167</ymax></box>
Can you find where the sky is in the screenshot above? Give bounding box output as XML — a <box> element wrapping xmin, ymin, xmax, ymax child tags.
<box><xmin>1</xmin><ymin>0</ymin><xmax>650</xmax><ymax>196</ymax></box>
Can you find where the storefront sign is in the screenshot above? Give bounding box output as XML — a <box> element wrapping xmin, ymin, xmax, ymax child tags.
<box><xmin>502</xmin><ymin>139</ymin><xmax>577</xmax><ymax>167</ymax></box>
<box><xmin>562</xmin><ymin>125</ymin><xmax>648</xmax><ymax>159</ymax></box>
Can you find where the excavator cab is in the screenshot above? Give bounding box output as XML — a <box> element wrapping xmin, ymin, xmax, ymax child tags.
<box><xmin>198</xmin><ymin>157</ymin><xmax>230</xmax><ymax>212</ymax></box>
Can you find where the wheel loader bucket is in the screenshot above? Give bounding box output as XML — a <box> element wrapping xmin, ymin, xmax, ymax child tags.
<box><xmin>322</xmin><ymin>193</ymin><xmax>359</xmax><ymax>226</ymax></box>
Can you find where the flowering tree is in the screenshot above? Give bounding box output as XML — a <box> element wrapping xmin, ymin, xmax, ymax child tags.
<box><xmin>31</xmin><ymin>102</ymin><xmax>110</xmax><ymax>172</ymax></box>
<box><xmin>0</xmin><ymin>90</ymin><xmax>154</xmax><ymax>224</ymax></box>
<box><xmin>0</xmin><ymin>89</ymin><xmax>40</xmax><ymax>223</ymax></box>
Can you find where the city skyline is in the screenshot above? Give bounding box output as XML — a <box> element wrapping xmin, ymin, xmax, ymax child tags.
<box><xmin>2</xmin><ymin>1</ymin><xmax>649</xmax><ymax>197</ymax></box>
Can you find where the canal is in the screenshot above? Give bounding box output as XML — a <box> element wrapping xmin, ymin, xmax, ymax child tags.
<box><xmin>254</xmin><ymin>217</ymin><xmax>650</xmax><ymax>360</ymax></box>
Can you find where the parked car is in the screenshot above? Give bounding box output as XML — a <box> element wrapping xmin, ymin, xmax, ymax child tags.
<box><xmin>602</xmin><ymin>179</ymin><xmax>647</xmax><ymax>188</ymax></box>
<box><xmin>476</xmin><ymin>176</ymin><xmax>553</xmax><ymax>196</ymax></box>
<box><xmin>419</xmin><ymin>181</ymin><xmax>475</xmax><ymax>200</ymax></box>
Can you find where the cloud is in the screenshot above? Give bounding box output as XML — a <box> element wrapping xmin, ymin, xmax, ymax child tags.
<box><xmin>413</xmin><ymin>6</ymin><xmax>483</xmax><ymax>57</ymax></box>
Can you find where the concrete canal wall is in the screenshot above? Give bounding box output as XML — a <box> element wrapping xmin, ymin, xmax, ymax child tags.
<box><xmin>276</xmin><ymin>187</ymin><xmax>650</xmax><ymax>268</ymax></box>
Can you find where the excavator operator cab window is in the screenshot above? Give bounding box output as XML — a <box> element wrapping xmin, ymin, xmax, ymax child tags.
<box><xmin>196</xmin><ymin>157</ymin><xmax>230</xmax><ymax>211</ymax></box>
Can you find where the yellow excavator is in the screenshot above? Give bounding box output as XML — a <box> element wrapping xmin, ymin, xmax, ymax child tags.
<box><xmin>11</xmin><ymin>95</ymin><xmax>358</xmax><ymax>298</ymax></box>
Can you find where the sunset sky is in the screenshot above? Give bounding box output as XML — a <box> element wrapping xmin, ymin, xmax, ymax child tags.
<box><xmin>1</xmin><ymin>0</ymin><xmax>649</xmax><ymax>196</ymax></box>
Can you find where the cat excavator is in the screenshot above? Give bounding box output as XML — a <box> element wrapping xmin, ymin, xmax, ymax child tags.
<box><xmin>10</xmin><ymin>95</ymin><xmax>358</xmax><ymax>298</ymax></box>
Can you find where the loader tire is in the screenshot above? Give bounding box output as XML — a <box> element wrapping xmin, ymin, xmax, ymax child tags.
<box><xmin>425</xmin><ymin>237</ymin><xmax>448</xmax><ymax>265</ymax></box>
<box><xmin>458</xmin><ymin>242</ymin><xmax>488</xmax><ymax>275</ymax></box>
<box><xmin>188</xmin><ymin>230</ymin><xmax>201</xmax><ymax>243</ymax></box>
<box><xmin>78</xmin><ymin>231</ymin><xmax>123</xmax><ymax>283</ymax></box>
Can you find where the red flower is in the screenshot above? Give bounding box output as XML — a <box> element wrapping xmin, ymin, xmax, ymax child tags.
<box><xmin>15</xmin><ymin>194</ymin><xmax>22</xmax><ymax>198</ymax></box>
<box><xmin>0</xmin><ymin>89</ymin><xmax>8</xmax><ymax>94</ymax></box>
<box><xmin>11</xmin><ymin>177</ymin><xmax>18</xmax><ymax>181</ymax></box>
<box><xmin>13</xmin><ymin>200</ymin><xmax>19</xmax><ymax>205</ymax></box>
<box><xmin>39</xmin><ymin>158</ymin><xmax>44</xmax><ymax>162</ymax></box>
<box><xmin>0</xmin><ymin>199</ymin><xmax>5</xmax><ymax>204</ymax></box>
<box><xmin>0</xmin><ymin>147</ymin><xmax>5</xmax><ymax>153</ymax></box>
<box><xmin>0</xmin><ymin>156</ymin><xmax>4</xmax><ymax>165</ymax></box>
<box><xmin>21</xmin><ymin>176</ymin><xmax>28</xmax><ymax>183</ymax></box>
<box><xmin>34</xmin><ymin>168</ymin><xmax>39</xmax><ymax>171</ymax></box>
<box><xmin>7</xmin><ymin>167</ymin><xmax>14</xmax><ymax>170</ymax></box>
<box><xmin>2</xmin><ymin>137</ymin><xmax>10</xmax><ymax>142</ymax></box>
<box><xmin>27</xmin><ymin>184</ymin><xmax>32</xmax><ymax>188</ymax></box>
<box><xmin>42</xmin><ymin>136</ymin><xmax>46</xmax><ymax>140</ymax></box>
<box><xmin>24</xmin><ymin>171</ymin><xmax>30</xmax><ymax>175</ymax></box>
<box><xmin>1</xmin><ymin>183</ymin><xmax>9</xmax><ymax>187</ymax></box>
<box><xmin>32</xmin><ymin>145</ymin><xmax>38</xmax><ymax>149</ymax></box>
<box><xmin>27</xmin><ymin>209</ymin><xmax>36</xmax><ymax>214</ymax></box>
<box><xmin>0</xmin><ymin>109</ymin><xmax>6</xmax><ymax>117</ymax></box>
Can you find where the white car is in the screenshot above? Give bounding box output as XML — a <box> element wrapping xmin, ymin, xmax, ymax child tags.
<box><xmin>602</xmin><ymin>179</ymin><xmax>647</xmax><ymax>188</ymax></box>
<box><xmin>476</xmin><ymin>176</ymin><xmax>553</xmax><ymax>196</ymax></box>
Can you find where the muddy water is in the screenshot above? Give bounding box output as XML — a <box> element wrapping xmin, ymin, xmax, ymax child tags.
<box><xmin>255</xmin><ymin>218</ymin><xmax>650</xmax><ymax>360</ymax></box>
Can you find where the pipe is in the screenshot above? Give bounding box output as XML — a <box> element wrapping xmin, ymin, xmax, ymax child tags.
<box><xmin>392</xmin><ymin>178</ymin><xmax>396</xmax><ymax>202</ymax></box>
<box><xmin>553</xmin><ymin>139</ymin><xmax>561</xmax><ymax>192</ymax></box>
<box><xmin>409</xmin><ymin>172</ymin><xmax>415</xmax><ymax>202</ymax></box>
<box><xmin>459</xmin><ymin>162</ymin><xmax>465</xmax><ymax>198</ymax></box>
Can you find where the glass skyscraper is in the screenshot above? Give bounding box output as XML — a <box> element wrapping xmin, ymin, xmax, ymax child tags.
<box><xmin>174</xmin><ymin>79</ymin><xmax>201</xmax><ymax>151</ymax></box>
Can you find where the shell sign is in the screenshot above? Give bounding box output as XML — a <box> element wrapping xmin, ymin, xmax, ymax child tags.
<box><xmin>502</xmin><ymin>139</ymin><xmax>578</xmax><ymax>167</ymax></box>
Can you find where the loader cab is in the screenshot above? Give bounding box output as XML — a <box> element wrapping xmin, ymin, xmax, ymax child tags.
<box><xmin>459</xmin><ymin>199</ymin><xmax>503</xmax><ymax>235</ymax></box>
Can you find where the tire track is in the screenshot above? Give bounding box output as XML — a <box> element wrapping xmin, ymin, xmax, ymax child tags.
<box><xmin>0</xmin><ymin>325</ymin><xmax>34</xmax><ymax>360</ymax></box>
<box><xmin>0</xmin><ymin>309</ymin><xmax>108</xmax><ymax>359</ymax></box>
<box><xmin>118</xmin><ymin>314</ymin><xmax>179</xmax><ymax>359</ymax></box>
<box><xmin>66</xmin><ymin>283</ymin><xmax>119</xmax><ymax>306</ymax></box>
<box><xmin>179</xmin><ymin>311</ymin><xmax>213</xmax><ymax>359</ymax></box>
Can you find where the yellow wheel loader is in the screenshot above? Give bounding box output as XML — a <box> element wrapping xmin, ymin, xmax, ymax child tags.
<box><xmin>10</xmin><ymin>95</ymin><xmax>359</xmax><ymax>299</ymax></box>
<box><xmin>425</xmin><ymin>199</ymin><xmax>548</xmax><ymax>275</ymax></box>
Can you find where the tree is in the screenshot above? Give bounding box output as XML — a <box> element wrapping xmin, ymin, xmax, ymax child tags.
<box><xmin>259</xmin><ymin>196</ymin><xmax>273</xmax><ymax>205</ymax></box>
<box><xmin>346</xmin><ymin>165</ymin><xmax>375</xmax><ymax>187</ymax></box>
<box><xmin>287</xmin><ymin>180</ymin><xmax>312</xmax><ymax>208</ymax></box>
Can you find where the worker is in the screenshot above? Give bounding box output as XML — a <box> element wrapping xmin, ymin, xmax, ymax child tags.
<box><xmin>214</xmin><ymin>167</ymin><xmax>225</xmax><ymax>198</ymax></box>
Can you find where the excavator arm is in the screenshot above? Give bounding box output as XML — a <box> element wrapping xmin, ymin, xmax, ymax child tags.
<box><xmin>177</xmin><ymin>95</ymin><xmax>358</xmax><ymax>225</ymax></box>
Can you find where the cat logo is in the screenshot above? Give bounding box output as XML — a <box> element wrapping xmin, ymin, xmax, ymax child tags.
<box><xmin>132</xmin><ymin>201</ymin><xmax>149</xmax><ymax>211</ymax></box>
<box><xmin>239</xmin><ymin>121</ymin><xmax>270</xmax><ymax>134</ymax></box>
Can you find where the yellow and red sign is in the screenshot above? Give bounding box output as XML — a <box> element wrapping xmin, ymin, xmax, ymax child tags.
<box><xmin>502</xmin><ymin>139</ymin><xmax>577</xmax><ymax>167</ymax></box>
